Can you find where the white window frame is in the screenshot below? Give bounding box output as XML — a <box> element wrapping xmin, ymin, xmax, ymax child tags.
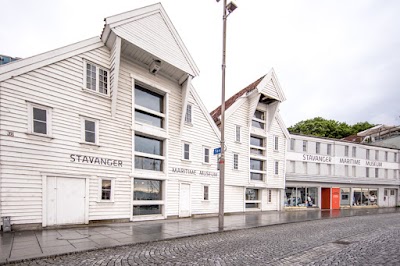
<box><xmin>233</xmin><ymin>153</ymin><xmax>239</xmax><ymax>170</ymax></box>
<box><xmin>289</xmin><ymin>161</ymin><xmax>295</xmax><ymax>173</ymax></box>
<box><xmin>80</xmin><ymin>116</ymin><xmax>99</xmax><ymax>145</ymax></box>
<box><xmin>203</xmin><ymin>147</ymin><xmax>210</xmax><ymax>164</ymax></box>
<box><xmin>327</xmin><ymin>144</ymin><xmax>332</xmax><ymax>155</ymax></box>
<box><xmin>274</xmin><ymin>136</ymin><xmax>279</xmax><ymax>151</ymax></box>
<box><xmin>327</xmin><ymin>164</ymin><xmax>332</xmax><ymax>176</ymax></box>
<box><xmin>268</xmin><ymin>189</ymin><xmax>272</xmax><ymax>203</ymax></box>
<box><xmin>235</xmin><ymin>125</ymin><xmax>241</xmax><ymax>142</ymax></box>
<box><xmin>83</xmin><ymin>60</ymin><xmax>110</xmax><ymax>96</ymax></box>
<box><xmin>344</xmin><ymin>146</ymin><xmax>349</xmax><ymax>157</ymax></box>
<box><xmin>375</xmin><ymin>150</ymin><xmax>379</xmax><ymax>161</ymax></box>
<box><xmin>316</xmin><ymin>163</ymin><xmax>321</xmax><ymax>175</ymax></box>
<box><xmin>290</xmin><ymin>139</ymin><xmax>295</xmax><ymax>151</ymax></box>
<box><xmin>385</xmin><ymin>169</ymin><xmax>388</xmax><ymax>179</ymax></box>
<box><xmin>303</xmin><ymin>162</ymin><xmax>308</xmax><ymax>174</ymax></box>
<box><xmin>352</xmin><ymin>147</ymin><xmax>357</xmax><ymax>157</ymax></box>
<box><xmin>98</xmin><ymin>177</ymin><xmax>115</xmax><ymax>202</ymax></box>
<box><xmin>203</xmin><ymin>185</ymin><xmax>210</xmax><ymax>201</ymax></box>
<box><xmin>303</xmin><ymin>140</ymin><xmax>308</xmax><ymax>152</ymax></box>
<box><xmin>184</xmin><ymin>104</ymin><xmax>193</xmax><ymax>124</ymax></box>
<box><xmin>27</xmin><ymin>102</ymin><xmax>53</xmax><ymax>137</ymax></box>
<box><xmin>182</xmin><ymin>142</ymin><xmax>191</xmax><ymax>161</ymax></box>
<box><xmin>366</xmin><ymin>149</ymin><xmax>370</xmax><ymax>160</ymax></box>
<box><xmin>316</xmin><ymin>142</ymin><xmax>321</xmax><ymax>154</ymax></box>
<box><xmin>366</xmin><ymin>167</ymin><xmax>370</xmax><ymax>178</ymax></box>
<box><xmin>375</xmin><ymin>168</ymin><xmax>379</xmax><ymax>178</ymax></box>
<box><xmin>345</xmin><ymin>165</ymin><xmax>349</xmax><ymax>177</ymax></box>
<box><xmin>274</xmin><ymin>161</ymin><xmax>279</xmax><ymax>175</ymax></box>
<box><xmin>252</xmin><ymin>110</ymin><xmax>266</xmax><ymax>130</ymax></box>
<box><xmin>385</xmin><ymin>151</ymin><xmax>388</xmax><ymax>162</ymax></box>
<box><xmin>352</xmin><ymin>166</ymin><xmax>356</xmax><ymax>177</ymax></box>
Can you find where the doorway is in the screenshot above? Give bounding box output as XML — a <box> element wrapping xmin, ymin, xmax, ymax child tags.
<box><xmin>179</xmin><ymin>183</ymin><xmax>191</xmax><ymax>217</ymax></box>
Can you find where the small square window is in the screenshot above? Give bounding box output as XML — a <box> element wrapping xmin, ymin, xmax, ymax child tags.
<box><xmin>185</xmin><ymin>104</ymin><xmax>192</xmax><ymax>124</ymax></box>
<box><xmin>183</xmin><ymin>143</ymin><xmax>190</xmax><ymax>160</ymax></box>
<box><xmin>203</xmin><ymin>185</ymin><xmax>209</xmax><ymax>201</ymax></box>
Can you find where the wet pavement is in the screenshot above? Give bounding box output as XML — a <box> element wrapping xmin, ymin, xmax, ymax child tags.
<box><xmin>1</xmin><ymin>207</ymin><xmax>399</xmax><ymax>264</ymax></box>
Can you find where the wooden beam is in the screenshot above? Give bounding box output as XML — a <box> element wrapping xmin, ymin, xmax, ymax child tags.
<box><xmin>111</xmin><ymin>37</ymin><xmax>122</xmax><ymax>117</ymax></box>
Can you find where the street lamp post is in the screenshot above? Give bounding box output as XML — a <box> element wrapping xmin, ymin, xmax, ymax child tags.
<box><xmin>218</xmin><ymin>0</ymin><xmax>237</xmax><ymax>232</ymax></box>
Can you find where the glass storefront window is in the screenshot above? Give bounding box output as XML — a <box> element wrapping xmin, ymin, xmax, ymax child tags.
<box><xmin>307</xmin><ymin>187</ymin><xmax>318</xmax><ymax>207</ymax></box>
<box><xmin>133</xmin><ymin>205</ymin><xmax>162</xmax><ymax>216</ymax></box>
<box><xmin>340</xmin><ymin>188</ymin><xmax>351</xmax><ymax>206</ymax></box>
<box><xmin>134</xmin><ymin>179</ymin><xmax>162</xmax><ymax>200</ymax></box>
<box><xmin>353</xmin><ymin>188</ymin><xmax>362</xmax><ymax>206</ymax></box>
<box><xmin>369</xmin><ymin>189</ymin><xmax>378</xmax><ymax>205</ymax></box>
<box><xmin>285</xmin><ymin>187</ymin><xmax>318</xmax><ymax>207</ymax></box>
<box><xmin>246</xmin><ymin>188</ymin><xmax>259</xmax><ymax>200</ymax></box>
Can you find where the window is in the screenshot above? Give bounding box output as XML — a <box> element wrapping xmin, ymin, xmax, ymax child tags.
<box><xmin>274</xmin><ymin>136</ymin><xmax>279</xmax><ymax>151</ymax></box>
<box><xmin>366</xmin><ymin>149</ymin><xmax>370</xmax><ymax>160</ymax></box>
<box><xmin>251</xmin><ymin>136</ymin><xmax>264</xmax><ymax>147</ymax></box>
<box><xmin>204</xmin><ymin>147</ymin><xmax>210</xmax><ymax>163</ymax></box>
<box><xmin>203</xmin><ymin>185</ymin><xmax>209</xmax><ymax>201</ymax></box>
<box><xmin>28</xmin><ymin>103</ymin><xmax>52</xmax><ymax>136</ymax></box>
<box><xmin>100</xmin><ymin>179</ymin><xmax>113</xmax><ymax>201</ymax></box>
<box><xmin>303</xmin><ymin>140</ymin><xmax>308</xmax><ymax>152</ymax></box>
<box><xmin>134</xmin><ymin>84</ymin><xmax>164</xmax><ymax>128</ymax></box>
<box><xmin>274</xmin><ymin>161</ymin><xmax>279</xmax><ymax>175</ymax></box>
<box><xmin>316</xmin><ymin>142</ymin><xmax>320</xmax><ymax>154</ymax></box>
<box><xmin>289</xmin><ymin>161</ymin><xmax>295</xmax><ymax>173</ymax></box>
<box><xmin>345</xmin><ymin>146</ymin><xmax>349</xmax><ymax>157</ymax></box>
<box><xmin>395</xmin><ymin>153</ymin><xmax>398</xmax><ymax>162</ymax></box>
<box><xmin>385</xmin><ymin>151</ymin><xmax>388</xmax><ymax>161</ymax></box>
<box><xmin>290</xmin><ymin>139</ymin><xmax>295</xmax><ymax>151</ymax></box>
<box><xmin>233</xmin><ymin>154</ymin><xmax>239</xmax><ymax>170</ymax></box>
<box><xmin>366</xmin><ymin>167</ymin><xmax>370</xmax><ymax>178</ymax></box>
<box><xmin>235</xmin><ymin>125</ymin><xmax>241</xmax><ymax>142</ymax></box>
<box><xmin>375</xmin><ymin>168</ymin><xmax>379</xmax><ymax>178</ymax></box>
<box><xmin>245</xmin><ymin>188</ymin><xmax>260</xmax><ymax>208</ymax></box>
<box><xmin>85</xmin><ymin>62</ymin><xmax>109</xmax><ymax>95</ymax></box>
<box><xmin>345</xmin><ymin>165</ymin><xmax>349</xmax><ymax>177</ymax></box>
<box><xmin>250</xmin><ymin>173</ymin><xmax>263</xmax><ymax>181</ymax></box>
<box><xmin>303</xmin><ymin>162</ymin><xmax>308</xmax><ymax>174</ymax></box>
<box><xmin>250</xmin><ymin>159</ymin><xmax>263</xmax><ymax>171</ymax></box>
<box><xmin>183</xmin><ymin>143</ymin><xmax>190</xmax><ymax>160</ymax></box>
<box><xmin>385</xmin><ymin>169</ymin><xmax>388</xmax><ymax>179</ymax></box>
<box><xmin>352</xmin><ymin>147</ymin><xmax>357</xmax><ymax>157</ymax></box>
<box><xmin>135</xmin><ymin>135</ymin><xmax>164</xmax><ymax>171</ymax></box>
<box><xmin>327</xmin><ymin>164</ymin><xmax>332</xmax><ymax>175</ymax></box>
<box><xmin>352</xmin><ymin>166</ymin><xmax>356</xmax><ymax>177</ymax></box>
<box><xmin>252</xmin><ymin>110</ymin><xmax>265</xmax><ymax>129</ymax></box>
<box><xmin>81</xmin><ymin>117</ymin><xmax>99</xmax><ymax>144</ymax></box>
<box><xmin>327</xmin><ymin>144</ymin><xmax>332</xmax><ymax>155</ymax></box>
<box><xmin>133</xmin><ymin>179</ymin><xmax>163</xmax><ymax>216</ymax></box>
<box><xmin>185</xmin><ymin>104</ymin><xmax>192</xmax><ymax>124</ymax></box>
<box><xmin>316</xmin><ymin>163</ymin><xmax>321</xmax><ymax>175</ymax></box>
<box><xmin>268</xmin><ymin>190</ymin><xmax>272</xmax><ymax>203</ymax></box>
<box><xmin>375</xmin><ymin>150</ymin><xmax>379</xmax><ymax>161</ymax></box>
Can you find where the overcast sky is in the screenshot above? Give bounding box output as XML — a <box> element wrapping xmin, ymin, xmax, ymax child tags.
<box><xmin>1</xmin><ymin>0</ymin><xmax>399</xmax><ymax>127</ymax></box>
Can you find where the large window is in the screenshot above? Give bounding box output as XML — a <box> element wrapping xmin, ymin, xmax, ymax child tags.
<box><xmin>245</xmin><ymin>188</ymin><xmax>260</xmax><ymax>209</ymax></box>
<box><xmin>134</xmin><ymin>84</ymin><xmax>164</xmax><ymax>128</ymax></box>
<box><xmin>85</xmin><ymin>62</ymin><xmax>109</xmax><ymax>95</ymax></box>
<box><xmin>250</xmin><ymin>136</ymin><xmax>263</xmax><ymax>147</ymax></box>
<box><xmin>133</xmin><ymin>179</ymin><xmax>163</xmax><ymax>216</ymax></box>
<box><xmin>250</xmin><ymin>159</ymin><xmax>263</xmax><ymax>171</ymax></box>
<box><xmin>284</xmin><ymin>187</ymin><xmax>318</xmax><ymax>207</ymax></box>
<box><xmin>353</xmin><ymin>188</ymin><xmax>378</xmax><ymax>206</ymax></box>
<box><xmin>252</xmin><ymin>110</ymin><xmax>265</xmax><ymax>129</ymax></box>
<box><xmin>135</xmin><ymin>135</ymin><xmax>163</xmax><ymax>171</ymax></box>
<box><xmin>340</xmin><ymin>188</ymin><xmax>350</xmax><ymax>206</ymax></box>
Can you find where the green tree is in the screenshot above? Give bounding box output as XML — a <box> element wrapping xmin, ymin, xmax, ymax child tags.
<box><xmin>288</xmin><ymin>117</ymin><xmax>374</xmax><ymax>139</ymax></box>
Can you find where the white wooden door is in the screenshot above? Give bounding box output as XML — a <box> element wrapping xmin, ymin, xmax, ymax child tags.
<box><xmin>388</xmin><ymin>189</ymin><xmax>397</xmax><ymax>207</ymax></box>
<box><xmin>179</xmin><ymin>183</ymin><xmax>191</xmax><ymax>217</ymax></box>
<box><xmin>47</xmin><ymin>177</ymin><xmax>86</xmax><ymax>225</ymax></box>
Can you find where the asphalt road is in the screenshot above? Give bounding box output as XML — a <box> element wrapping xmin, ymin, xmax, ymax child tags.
<box><xmin>11</xmin><ymin>212</ymin><xmax>400</xmax><ymax>265</ymax></box>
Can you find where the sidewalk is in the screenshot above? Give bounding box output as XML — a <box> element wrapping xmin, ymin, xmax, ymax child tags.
<box><xmin>1</xmin><ymin>207</ymin><xmax>399</xmax><ymax>264</ymax></box>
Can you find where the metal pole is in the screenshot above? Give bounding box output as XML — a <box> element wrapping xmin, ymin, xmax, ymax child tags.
<box><xmin>219</xmin><ymin>0</ymin><xmax>227</xmax><ymax>231</ymax></box>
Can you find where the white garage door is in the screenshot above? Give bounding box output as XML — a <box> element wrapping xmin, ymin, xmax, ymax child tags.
<box><xmin>47</xmin><ymin>177</ymin><xmax>86</xmax><ymax>226</ymax></box>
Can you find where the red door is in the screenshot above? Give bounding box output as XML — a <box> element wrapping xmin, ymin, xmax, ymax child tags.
<box><xmin>331</xmin><ymin>188</ymin><xmax>340</xmax><ymax>209</ymax></box>
<box><xmin>321</xmin><ymin>188</ymin><xmax>330</xmax><ymax>209</ymax></box>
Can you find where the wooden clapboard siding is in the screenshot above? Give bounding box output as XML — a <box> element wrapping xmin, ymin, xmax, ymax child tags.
<box><xmin>0</xmin><ymin>45</ymin><xmax>132</xmax><ymax>225</ymax></box>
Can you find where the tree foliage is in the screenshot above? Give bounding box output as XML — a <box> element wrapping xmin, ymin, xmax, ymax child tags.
<box><xmin>288</xmin><ymin>117</ymin><xmax>375</xmax><ymax>139</ymax></box>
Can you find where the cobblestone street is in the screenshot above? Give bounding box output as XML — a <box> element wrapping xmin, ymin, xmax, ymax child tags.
<box><xmin>8</xmin><ymin>212</ymin><xmax>400</xmax><ymax>265</ymax></box>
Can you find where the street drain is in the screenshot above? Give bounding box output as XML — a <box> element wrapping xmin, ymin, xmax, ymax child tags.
<box><xmin>333</xmin><ymin>240</ymin><xmax>352</xmax><ymax>245</ymax></box>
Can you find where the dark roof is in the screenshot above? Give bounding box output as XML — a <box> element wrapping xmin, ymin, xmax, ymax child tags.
<box><xmin>210</xmin><ymin>75</ymin><xmax>265</xmax><ymax>123</ymax></box>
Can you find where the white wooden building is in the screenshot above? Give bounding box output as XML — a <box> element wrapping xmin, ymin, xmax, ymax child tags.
<box><xmin>286</xmin><ymin>134</ymin><xmax>400</xmax><ymax>209</ymax></box>
<box><xmin>0</xmin><ymin>3</ymin><xmax>221</xmax><ymax>229</ymax></box>
<box><xmin>210</xmin><ymin>69</ymin><xmax>290</xmax><ymax>212</ymax></box>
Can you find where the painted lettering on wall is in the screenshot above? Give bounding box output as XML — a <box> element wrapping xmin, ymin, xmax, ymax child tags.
<box><xmin>366</xmin><ymin>161</ymin><xmax>383</xmax><ymax>167</ymax></box>
<box><xmin>171</xmin><ymin>167</ymin><xmax>218</xmax><ymax>177</ymax></box>
<box><xmin>303</xmin><ymin>154</ymin><xmax>332</xmax><ymax>163</ymax></box>
<box><xmin>70</xmin><ymin>154</ymin><xmax>123</xmax><ymax>167</ymax></box>
<box><xmin>338</xmin><ymin>158</ymin><xmax>361</xmax><ymax>165</ymax></box>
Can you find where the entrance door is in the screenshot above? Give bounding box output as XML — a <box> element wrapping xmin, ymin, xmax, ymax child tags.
<box><xmin>47</xmin><ymin>177</ymin><xmax>86</xmax><ymax>226</ymax></box>
<box><xmin>385</xmin><ymin>189</ymin><xmax>397</xmax><ymax>207</ymax></box>
<box><xmin>331</xmin><ymin>188</ymin><xmax>340</xmax><ymax>209</ymax></box>
<box><xmin>321</xmin><ymin>188</ymin><xmax>330</xmax><ymax>209</ymax></box>
<box><xmin>179</xmin><ymin>183</ymin><xmax>191</xmax><ymax>217</ymax></box>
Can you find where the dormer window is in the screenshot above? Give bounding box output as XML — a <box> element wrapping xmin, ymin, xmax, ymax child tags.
<box><xmin>84</xmin><ymin>61</ymin><xmax>109</xmax><ymax>95</ymax></box>
<box><xmin>252</xmin><ymin>110</ymin><xmax>266</xmax><ymax>129</ymax></box>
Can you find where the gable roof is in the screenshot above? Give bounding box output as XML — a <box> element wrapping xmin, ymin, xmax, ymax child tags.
<box><xmin>210</xmin><ymin>75</ymin><xmax>265</xmax><ymax>122</ymax></box>
<box><xmin>102</xmin><ymin>3</ymin><xmax>199</xmax><ymax>77</ymax></box>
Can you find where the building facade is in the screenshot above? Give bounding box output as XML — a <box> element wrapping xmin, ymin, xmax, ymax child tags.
<box><xmin>286</xmin><ymin>134</ymin><xmax>400</xmax><ymax>209</ymax></box>
<box><xmin>0</xmin><ymin>4</ymin><xmax>221</xmax><ymax>229</ymax></box>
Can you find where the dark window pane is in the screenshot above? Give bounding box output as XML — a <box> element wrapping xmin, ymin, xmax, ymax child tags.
<box><xmin>184</xmin><ymin>144</ymin><xmax>190</xmax><ymax>160</ymax></box>
<box><xmin>33</xmin><ymin>108</ymin><xmax>46</xmax><ymax>122</ymax></box>
<box><xmin>246</xmin><ymin>188</ymin><xmax>259</xmax><ymax>200</ymax></box>
<box><xmin>135</xmin><ymin>85</ymin><xmax>163</xmax><ymax>113</ymax></box>
<box><xmin>85</xmin><ymin>131</ymin><xmax>95</xmax><ymax>143</ymax></box>
<box><xmin>250</xmin><ymin>136</ymin><xmax>263</xmax><ymax>147</ymax></box>
<box><xmin>133</xmin><ymin>205</ymin><xmax>161</xmax><ymax>216</ymax></box>
<box><xmin>254</xmin><ymin>110</ymin><xmax>264</xmax><ymax>120</ymax></box>
<box><xmin>85</xmin><ymin>120</ymin><xmax>95</xmax><ymax>132</ymax></box>
<box><xmin>250</xmin><ymin>159</ymin><xmax>263</xmax><ymax>170</ymax></box>
<box><xmin>250</xmin><ymin>148</ymin><xmax>263</xmax><ymax>155</ymax></box>
<box><xmin>252</xmin><ymin>120</ymin><xmax>265</xmax><ymax>129</ymax></box>
<box><xmin>135</xmin><ymin>135</ymin><xmax>162</xmax><ymax>155</ymax></box>
<box><xmin>134</xmin><ymin>179</ymin><xmax>162</xmax><ymax>200</ymax></box>
<box><xmin>245</xmin><ymin>203</ymin><xmax>259</xmax><ymax>208</ymax></box>
<box><xmin>135</xmin><ymin>110</ymin><xmax>163</xmax><ymax>128</ymax></box>
<box><xmin>250</xmin><ymin>172</ymin><xmax>263</xmax><ymax>181</ymax></box>
<box><xmin>135</xmin><ymin>156</ymin><xmax>162</xmax><ymax>171</ymax></box>
<box><xmin>33</xmin><ymin>121</ymin><xmax>47</xmax><ymax>134</ymax></box>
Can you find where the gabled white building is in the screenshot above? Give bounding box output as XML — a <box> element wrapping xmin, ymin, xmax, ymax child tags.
<box><xmin>0</xmin><ymin>3</ymin><xmax>221</xmax><ymax>229</ymax></box>
<box><xmin>211</xmin><ymin>69</ymin><xmax>289</xmax><ymax>212</ymax></box>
